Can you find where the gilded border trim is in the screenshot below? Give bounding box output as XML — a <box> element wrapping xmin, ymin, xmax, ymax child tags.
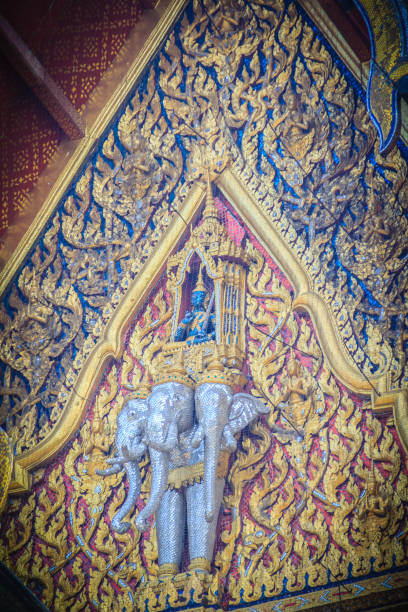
<box><xmin>394</xmin><ymin>389</ymin><xmax>408</xmax><ymax>453</ymax></box>
<box><xmin>183</xmin><ymin>569</ymin><xmax>408</xmax><ymax>612</ymax></box>
<box><xmin>297</xmin><ymin>0</ymin><xmax>408</xmax><ymax>144</ymax></box>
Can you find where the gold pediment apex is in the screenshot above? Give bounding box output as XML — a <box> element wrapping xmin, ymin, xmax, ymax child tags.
<box><xmin>167</xmin><ymin>192</ymin><xmax>250</xmax><ymax>283</ymax></box>
<box><xmin>10</xmin><ymin>165</ymin><xmax>391</xmax><ymax>485</ymax></box>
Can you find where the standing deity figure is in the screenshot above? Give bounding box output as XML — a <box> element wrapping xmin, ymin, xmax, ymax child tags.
<box><xmin>278</xmin><ymin>354</ymin><xmax>313</xmax><ymax>430</ymax></box>
<box><xmin>359</xmin><ymin>464</ymin><xmax>390</xmax><ymax>537</ymax></box>
<box><xmin>174</xmin><ymin>266</ymin><xmax>215</xmax><ymax>345</ymax></box>
<box><xmin>365</xmin><ymin>473</ymin><xmax>389</xmax><ymax>518</ymax></box>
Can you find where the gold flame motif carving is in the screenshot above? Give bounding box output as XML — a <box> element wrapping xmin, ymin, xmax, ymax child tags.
<box><xmin>0</xmin><ymin>1</ymin><xmax>407</xmax><ymax>610</ymax></box>
<box><xmin>1</xmin><ymin>196</ymin><xmax>407</xmax><ymax>610</ymax></box>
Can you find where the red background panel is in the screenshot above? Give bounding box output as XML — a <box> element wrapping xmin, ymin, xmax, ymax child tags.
<box><xmin>0</xmin><ymin>0</ymin><xmax>152</xmax><ymax>239</ymax></box>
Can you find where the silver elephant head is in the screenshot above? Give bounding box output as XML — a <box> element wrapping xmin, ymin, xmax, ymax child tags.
<box><xmin>193</xmin><ymin>383</ymin><xmax>268</xmax><ymax>522</ymax></box>
<box><xmin>97</xmin><ymin>397</ymin><xmax>148</xmax><ymax>533</ymax></box>
<box><xmin>134</xmin><ymin>382</ymin><xmax>194</xmax><ymax>531</ymax></box>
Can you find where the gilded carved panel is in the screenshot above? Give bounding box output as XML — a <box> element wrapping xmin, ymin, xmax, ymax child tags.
<box><xmin>1</xmin><ymin>0</ymin><xmax>407</xmax><ymax>458</ymax></box>
<box><xmin>0</xmin><ymin>195</ymin><xmax>407</xmax><ymax>610</ymax></box>
<box><xmin>0</xmin><ymin>0</ymin><xmax>408</xmax><ymax>609</ymax></box>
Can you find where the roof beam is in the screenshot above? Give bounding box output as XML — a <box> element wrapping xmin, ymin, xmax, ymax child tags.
<box><xmin>0</xmin><ymin>14</ymin><xmax>85</xmax><ymax>140</ymax></box>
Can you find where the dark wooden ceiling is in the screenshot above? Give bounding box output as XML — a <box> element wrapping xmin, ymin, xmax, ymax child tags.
<box><xmin>0</xmin><ymin>0</ymin><xmax>152</xmax><ymax>243</ymax></box>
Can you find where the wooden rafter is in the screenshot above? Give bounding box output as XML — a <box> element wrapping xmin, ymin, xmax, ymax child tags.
<box><xmin>0</xmin><ymin>14</ymin><xmax>85</xmax><ymax>140</ymax></box>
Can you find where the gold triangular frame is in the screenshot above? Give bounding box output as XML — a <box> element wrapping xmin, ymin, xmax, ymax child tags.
<box><xmin>12</xmin><ymin>164</ymin><xmax>406</xmax><ymax>494</ymax></box>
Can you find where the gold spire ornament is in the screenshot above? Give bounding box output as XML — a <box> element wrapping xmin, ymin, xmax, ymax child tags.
<box><xmin>202</xmin><ymin>168</ymin><xmax>219</xmax><ymax>221</ymax></box>
<box><xmin>164</xmin><ymin>173</ymin><xmax>249</xmax><ymax>376</ymax></box>
<box><xmin>193</xmin><ymin>264</ymin><xmax>206</xmax><ymax>293</ymax></box>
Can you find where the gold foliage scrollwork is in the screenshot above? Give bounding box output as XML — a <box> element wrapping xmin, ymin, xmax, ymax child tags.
<box><xmin>0</xmin><ymin>0</ymin><xmax>408</xmax><ymax>609</ymax></box>
<box><xmin>12</xmin><ymin>361</ymin><xmax>155</xmax><ymax>609</ymax></box>
<box><xmin>0</xmin><ymin>216</ymin><xmax>83</xmax><ymax>453</ymax></box>
<box><xmin>1</xmin><ymin>0</ymin><xmax>408</xmax><ymax>458</ymax></box>
<box><xmin>0</xmin><ymin>64</ymin><xmax>181</xmax><ymax>451</ymax></box>
<box><xmin>16</xmin><ymin>293</ymin><xmax>178</xmax><ymax>608</ymax></box>
<box><xmin>1</xmin><ymin>225</ymin><xmax>407</xmax><ymax>610</ymax></box>
<box><xmin>167</xmin><ymin>0</ymin><xmax>408</xmax><ymax>379</ymax></box>
<box><xmin>208</xmin><ymin>244</ymin><xmax>407</xmax><ymax>606</ymax></box>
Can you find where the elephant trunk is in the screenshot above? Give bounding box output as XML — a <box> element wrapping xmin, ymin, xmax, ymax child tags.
<box><xmin>135</xmin><ymin>447</ymin><xmax>169</xmax><ymax>531</ymax></box>
<box><xmin>96</xmin><ymin>463</ymin><xmax>121</xmax><ymax>476</ymax></box>
<box><xmin>203</xmin><ymin>423</ymin><xmax>224</xmax><ymax>523</ymax></box>
<box><xmin>111</xmin><ymin>461</ymin><xmax>141</xmax><ymax>533</ymax></box>
<box><xmin>195</xmin><ymin>383</ymin><xmax>233</xmax><ymax>524</ymax></box>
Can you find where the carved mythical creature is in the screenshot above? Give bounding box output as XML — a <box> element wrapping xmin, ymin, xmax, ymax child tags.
<box><xmin>98</xmin><ymin>356</ymin><xmax>265</xmax><ymax>575</ymax></box>
<box><xmin>278</xmin><ymin>354</ymin><xmax>313</xmax><ymax>430</ymax></box>
<box><xmin>363</xmin><ymin>195</ymin><xmax>391</xmax><ymax>244</ymax></box>
<box><xmin>272</xmin><ymin>87</ymin><xmax>315</xmax><ymax>161</ymax></box>
<box><xmin>359</xmin><ymin>464</ymin><xmax>390</xmax><ymax>542</ymax></box>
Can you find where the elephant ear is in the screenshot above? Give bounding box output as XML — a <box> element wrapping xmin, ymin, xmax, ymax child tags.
<box><xmin>228</xmin><ymin>393</ymin><xmax>269</xmax><ymax>434</ymax></box>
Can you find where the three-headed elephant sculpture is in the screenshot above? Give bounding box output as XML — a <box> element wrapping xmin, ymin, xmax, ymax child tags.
<box><xmin>98</xmin><ymin>380</ymin><xmax>268</xmax><ymax>571</ymax></box>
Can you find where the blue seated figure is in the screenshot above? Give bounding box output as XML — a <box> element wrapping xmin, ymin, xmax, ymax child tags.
<box><xmin>174</xmin><ymin>266</ymin><xmax>215</xmax><ymax>346</ymax></box>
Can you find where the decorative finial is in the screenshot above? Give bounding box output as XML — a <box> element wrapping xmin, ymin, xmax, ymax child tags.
<box><xmin>202</xmin><ymin>166</ymin><xmax>219</xmax><ymax>220</ymax></box>
<box><xmin>194</xmin><ymin>264</ymin><xmax>206</xmax><ymax>293</ymax></box>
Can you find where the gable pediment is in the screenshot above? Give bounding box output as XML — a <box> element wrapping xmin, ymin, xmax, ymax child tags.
<box><xmin>3</xmin><ymin>0</ymin><xmax>408</xmax><ymax>477</ymax></box>
<box><xmin>1</xmin><ymin>3</ymin><xmax>408</xmax><ymax>609</ymax></box>
<box><xmin>9</xmin><ymin>162</ymin><xmax>396</xmax><ymax>480</ymax></box>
